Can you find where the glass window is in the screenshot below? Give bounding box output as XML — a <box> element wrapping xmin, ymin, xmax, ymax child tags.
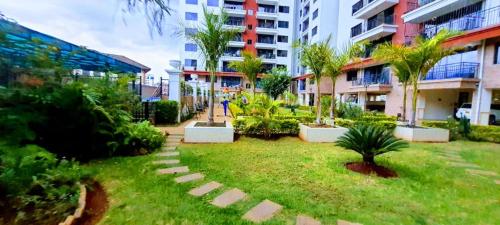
<box><xmin>205</xmin><ymin>76</ymin><xmax>217</xmax><ymax>83</ymax></box>
<box><xmin>207</xmin><ymin>0</ymin><xmax>218</xmax><ymax>7</ymax></box>
<box><xmin>185</xmin><ymin>0</ymin><xmax>197</xmax><ymax>5</ymax></box>
<box><xmin>184</xmin><ymin>59</ymin><xmax>197</xmax><ymax>67</ymax></box>
<box><xmin>347</xmin><ymin>70</ymin><xmax>358</xmax><ymax>81</ymax></box>
<box><xmin>278</xmin><ymin>21</ymin><xmax>289</xmax><ymax>28</ymax></box>
<box><xmin>279</xmin><ymin>6</ymin><xmax>289</xmax><ymax>13</ymax></box>
<box><xmin>277</xmin><ymin>35</ymin><xmax>288</xmax><ymax>43</ymax></box>
<box><xmin>277</xmin><ymin>50</ymin><xmax>287</xmax><ymax>57</ymax></box>
<box><xmin>185</xmin><ymin>12</ymin><xmax>198</xmax><ymax>21</ymax></box>
<box><xmin>185</xmin><ymin>43</ymin><xmax>197</xmax><ymax>52</ymax></box>
<box><xmin>313</xmin><ymin>9</ymin><xmax>319</xmax><ymax>19</ymax></box>
<box><xmin>185</xmin><ymin>28</ymin><xmax>198</xmax><ymax>35</ymax></box>
<box><xmin>495</xmin><ymin>43</ymin><xmax>500</xmax><ymax>64</ymax></box>
<box><xmin>312</xmin><ymin>26</ymin><xmax>318</xmax><ymax>36</ymax></box>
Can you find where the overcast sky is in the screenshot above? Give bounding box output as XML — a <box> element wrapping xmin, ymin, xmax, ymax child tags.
<box><xmin>0</xmin><ymin>0</ymin><xmax>181</xmax><ymax>77</ymax></box>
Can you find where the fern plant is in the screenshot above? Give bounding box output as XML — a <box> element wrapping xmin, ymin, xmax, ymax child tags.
<box><xmin>336</xmin><ymin>125</ymin><xmax>408</xmax><ymax>164</ymax></box>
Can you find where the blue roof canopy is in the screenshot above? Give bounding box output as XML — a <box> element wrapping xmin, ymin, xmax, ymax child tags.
<box><xmin>0</xmin><ymin>18</ymin><xmax>147</xmax><ymax>74</ymax></box>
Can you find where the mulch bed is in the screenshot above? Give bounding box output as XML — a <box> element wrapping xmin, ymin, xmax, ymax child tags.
<box><xmin>194</xmin><ymin>122</ymin><xmax>226</xmax><ymax>127</ymax></box>
<box><xmin>345</xmin><ymin>162</ymin><xmax>398</xmax><ymax>178</ymax></box>
<box><xmin>75</xmin><ymin>182</ymin><xmax>108</xmax><ymax>225</ymax></box>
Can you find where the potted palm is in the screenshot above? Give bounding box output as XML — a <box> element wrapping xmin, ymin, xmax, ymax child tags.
<box><xmin>373</xmin><ymin>30</ymin><xmax>459</xmax><ymax>142</ymax></box>
<box><xmin>229</xmin><ymin>51</ymin><xmax>262</xmax><ymax>97</ymax></box>
<box><xmin>183</xmin><ymin>7</ymin><xmax>238</xmax><ymax>143</ymax></box>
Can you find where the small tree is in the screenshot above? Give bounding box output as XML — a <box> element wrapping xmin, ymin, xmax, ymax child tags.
<box><xmin>336</xmin><ymin>125</ymin><xmax>408</xmax><ymax>164</ymax></box>
<box><xmin>229</xmin><ymin>51</ymin><xmax>262</xmax><ymax>97</ymax></box>
<box><xmin>294</xmin><ymin>37</ymin><xmax>332</xmax><ymax>124</ymax></box>
<box><xmin>261</xmin><ymin>67</ymin><xmax>291</xmax><ymax>100</ymax></box>
<box><xmin>185</xmin><ymin>7</ymin><xmax>238</xmax><ymax>125</ymax></box>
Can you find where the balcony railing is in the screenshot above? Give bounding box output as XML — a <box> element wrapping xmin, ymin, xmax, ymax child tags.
<box><xmin>257</xmin><ymin>39</ymin><xmax>276</xmax><ymax>44</ymax></box>
<box><xmin>424</xmin><ymin>62</ymin><xmax>479</xmax><ymax>80</ymax></box>
<box><xmin>352</xmin><ymin>0</ymin><xmax>364</xmax><ymax>15</ymax></box>
<box><xmin>352</xmin><ymin>74</ymin><xmax>391</xmax><ymax>86</ymax></box>
<box><xmin>406</xmin><ymin>0</ymin><xmax>436</xmax><ymax>12</ymax></box>
<box><xmin>225</xmin><ymin>20</ymin><xmax>245</xmax><ymax>26</ymax></box>
<box><xmin>257</xmin><ymin>23</ymin><xmax>277</xmax><ymax>29</ymax></box>
<box><xmin>259</xmin><ymin>53</ymin><xmax>276</xmax><ymax>59</ymax></box>
<box><xmin>224</xmin><ymin>4</ymin><xmax>244</xmax><ymax>10</ymax></box>
<box><xmin>421</xmin><ymin>6</ymin><xmax>500</xmax><ymax>39</ymax></box>
<box><xmin>258</xmin><ymin>7</ymin><xmax>276</xmax><ymax>13</ymax></box>
<box><xmin>223</xmin><ymin>52</ymin><xmax>242</xmax><ymax>57</ymax></box>
<box><xmin>351</xmin><ymin>14</ymin><xmax>395</xmax><ymax>37</ymax></box>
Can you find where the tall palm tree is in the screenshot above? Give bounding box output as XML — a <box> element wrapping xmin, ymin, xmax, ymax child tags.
<box><xmin>185</xmin><ymin>7</ymin><xmax>238</xmax><ymax>125</ymax></box>
<box><xmin>373</xmin><ymin>30</ymin><xmax>459</xmax><ymax>126</ymax></box>
<box><xmin>372</xmin><ymin>45</ymin><xmax>412</xmax><ymax>122</ymax></box>
<box><xmin>294</xmin><ymin>37</ymin><xmax>333</xmax><ymax>124</ymax></box>
<box><xmin>229</xmin><ymin>51</ymin><xmax>262</xmax><ymax>97</ymax></box>
<box><xmin>125</xmin><ymin>0</ymin><xmax>171</xmax><ymax>34</ymax></box>
<box><xmin>324</xmin><ymin>42</ymin><xmax>364</xmax><ymax>124</ymax></box>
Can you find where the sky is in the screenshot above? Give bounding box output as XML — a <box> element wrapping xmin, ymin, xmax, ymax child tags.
<box><xmin>0</xmin><ymin>0</ymin><xmax>181</xmax><ymax>78</ymax></box>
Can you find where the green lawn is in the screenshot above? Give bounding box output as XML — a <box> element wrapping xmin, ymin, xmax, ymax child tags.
<box><xmin>87</xmin><ymin>138</ymin><xmax>500</xmax><ymax>225</ymax></box>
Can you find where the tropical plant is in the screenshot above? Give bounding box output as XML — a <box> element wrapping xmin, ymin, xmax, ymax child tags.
<box><xmin>294</xmin><ymin>36</ymin><xmax>332</xmax><ymax>124</ymax></box>
<box><xmin>229</xmin><ymin>51</ymin><xmax>262</xmax><ymax>97</ymax></box>
<box><xmin>124</xmin><ymin>0</ymin><xmax>171</xmax><ymax>34</ymax></box>
<box><xmin>155</xmin><ymin>100</ymin><xmax>179</xmax><ymax>124</ymax></box>
<box><xmin>261</xmin><ymin>67</ymin><xmax>291</xmax><ymax>100</ymax></box>
<box><xmin>324</xmin><ymin>42</ymin><xmax>364</xmax><ymax>124</ymax></box>
<box><xmin>185</xmin><ymin>7</ymin><xmax>238</xmax><ymax>126</ymax></box>
<box><xmin>336</xmin><ymin>125</ymin><xmax>408</xmax><ymax>164</ymax></box>
<box><xmin>373</xmin><ymin>30</ymin><xmax>460</xmax><ymax>126</ymax></box>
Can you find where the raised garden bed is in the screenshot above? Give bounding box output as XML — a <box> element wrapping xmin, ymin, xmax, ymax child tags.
<box><xmin>394</xmin><ymin>126</ymin><xmax>449</xmax><ymax>142</ymax></box>
<box><xmin>184</xmin><ymin>121</ymin><xmax>234</xmax><ymax>143</ymax></box>
<box><xmin>298</xmin><ymin>123</ymin><xmax>348</xmax><ymax>143</ymax></box>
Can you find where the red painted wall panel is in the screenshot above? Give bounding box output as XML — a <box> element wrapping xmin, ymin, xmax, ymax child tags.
<box><xmin>243</xmin><ymin>0</ymin><xmax>258</xmax><ymax>54</ymax></box>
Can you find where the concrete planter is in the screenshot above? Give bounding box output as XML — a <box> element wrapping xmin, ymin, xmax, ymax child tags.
<box><xmin>184</xmin><ymin>121</ymin><xmax>234</xmax><ymax>143</ymax></box>
<box><xmin>298</xmin><ymin>123</ymin><xmax>349</xmax><ymax>143</ymax></box>
<box><xmin>394</xmin><ymin>126</ymin><xmax>449</xmax><ymax>142</ymax></box>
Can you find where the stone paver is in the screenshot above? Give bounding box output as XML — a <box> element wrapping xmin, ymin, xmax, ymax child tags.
<box><xmin>157</xmin><ymin>152</ymin><xmax>180</xmax><ymax>157</ymax></box>
<box><xmin>449</xmin><ymin>162</ymin><xmax>480</xmax><ymax>168</ymax></box>
<box><xmin>337</xmin><ymin>220</ymin><xmax>362</xmax><ymax>225</ymax></box>
<box><xmin>152</xmin><ymin>159</ymin><xmax>180</xmax><ymax>165</ymax></box>
<box><xmin>157</xmin><ymin>166</ymin><xmax>189</xmax><ymax>175</ymax></box>
<box><xmin>175</xmin><ymin>173</ymin><xmax>204</xmax><ymax>183</ymax></box>
<box><xmin>162</xmin><ymin>146</ymin><xmax>177</xmax><ymax>151</ymax></box>
<box><xmin>296</xmin><ymin>215</ymin><xmax>321</xmax><ymax>225</ymax></box>
<box><xmin>211</xmin><ymin>188</ymin><xmax>246</xmax><ymax>208</ymax></box>
<box><xmin>466</xmin><ymin>169</ymin><xmax>498</xmax><ymax>177</ymax></box>
<box><xmin>189</xmin><ymin>181</ymin><xmax>223</xmax><ymax>197</ymax></box>
<box><xmin>242</xmin><ymin>200</ymin><xmax>283</xmax><ymax>223</ymax></box>
<box><xmin>495</xmin><ymin>180</ymin><xmax>500</xmax><ymax>185</ymax></box>
<box><xmin>166</xmin><ymin>143</ymin><xmax>181</xmax><ymax>147</ymax></box>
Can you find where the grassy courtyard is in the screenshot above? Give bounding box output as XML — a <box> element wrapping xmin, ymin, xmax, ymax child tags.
<box><xmin>87</xmin><ymin>138</ymin><xmax>500</xmax><ymax>225</ymax></box>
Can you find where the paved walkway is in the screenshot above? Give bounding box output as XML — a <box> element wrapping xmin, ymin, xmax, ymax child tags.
<box><xmin>157</xmin><ymin>105</ymin><xmax>233</xmax><ymax>135</ymax></box>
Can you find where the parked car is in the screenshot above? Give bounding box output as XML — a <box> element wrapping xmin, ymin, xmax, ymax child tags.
<box><xmin>456</xmin><ymin>103</ymin><xmax>500</xmax><ymax>125</ymax></box>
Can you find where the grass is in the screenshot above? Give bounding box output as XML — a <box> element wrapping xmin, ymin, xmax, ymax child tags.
<box><xmin>86</xmin><ymin>138</ymin><xmax>500</xmax><ymax>225</ymax></box>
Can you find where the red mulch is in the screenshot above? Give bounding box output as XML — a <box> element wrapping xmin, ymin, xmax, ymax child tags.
<box><xmin>345</xmin><ymin>162</ymin><xmax>398</xmax><ymax>178</ymax></box>
<box><xmin>75</xmin><ymin>182</ymin><xmax>109</xmax><ymax>225</ymax></box>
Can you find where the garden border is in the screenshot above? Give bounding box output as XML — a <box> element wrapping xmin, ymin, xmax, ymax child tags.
<box><xmin>58</xmin><ymin>184</ymin><xmax>87</xmax><ymax>225</ymax></box>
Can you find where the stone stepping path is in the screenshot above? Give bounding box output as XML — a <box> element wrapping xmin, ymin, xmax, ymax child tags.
<box><xmin>175</xmin><ymin>173</ymin><xmax>204</xmax><ymax>183</ymax></box>
<box><xmin>337</xmin><ymin>219</ymin><xmax>362</xmax><ymax>225</ymax></box>
<box><xmin>242</xmin><ymin>200</ymin><xmax>282</xmax><ymax>223</ymax></box>
<box><xmin>466</xmin><ymin>169</ymin><xmax>498</xmax><ymax>177</ymax></box>
<box><xmin>157</xmin><ymin>152</ymin><xmax>180</xmax><ymax>157</ymax></box>
<box><xmin>296</xmin><ymin>215</ymin><xmax>321</xmax><ymax>225</ymax></box>
<box><xmin>495</xmin><ymin>180</ymin><xmax>500</xmax><ymax>185</ymax></box>
<box><xmin>162</xmin><ymin>146</ymin><xmax>177</xmax><ymax>151</ymax></box>
<box><xmin>157</xmin><ymin>166</ymin><xmax>189</xmax><ymax>175</ymax></box>
<box><xmin>166</xmin><ymin>143</ymin><xmax>181</xmax><ymax>147</ymax></box>
<box><xmin>152</xmin><ymin>159</ymin><xmax>180</xmax><ymax>165</ymax></box>
<box><xmin>211</xmin><ymin>188</ymin><xmax>247</xmax><ymax>208</ymax></box>
<box><xmin>449</xmin><ymin>162</ymin><xmax>480</xmax><ymax>168</ymax></box>
<box><xmin>189</xmin><ymin>181</ymin><xmax>223</xmax><ymax>197</ymax></box>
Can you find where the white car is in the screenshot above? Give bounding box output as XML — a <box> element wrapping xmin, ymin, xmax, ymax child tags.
<box><xmin>456</xmin><ymin>103</ymin><xmax>500</xmax><ymax>124</ymax></box>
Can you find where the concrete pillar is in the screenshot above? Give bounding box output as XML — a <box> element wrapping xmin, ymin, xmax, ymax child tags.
<box><xmin>166</xmin><ymin>66</ymin><xmax>182</xmax><ymax>123</ymax></box>
<box><xmin>416</xmin><ymin>91</ymin><xmax>426</xmax><ymax>124</ymax></box>
<box><xmin>472</xmin><ymin>88</ymin><xmax>492</xmax><ymax>125</ymax></box>
<box><xmin>358</xmin><ymin>92</ymin><xmax>367</xmax><ymax>110</ymax></box>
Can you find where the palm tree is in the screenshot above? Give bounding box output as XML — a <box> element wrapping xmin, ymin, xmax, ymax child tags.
<box><xmin>324</xmin><ymin>42</ymin><xmax>364</xmax><ymax>124</ymax></box>
<box><xmin>229</xmin><ymin>51</ymin><xmax>262</xmax><ymax>97</ymax></box>
<box><xmin>124</xmin><ymin>0</ymin><xmax>171</xmax><ymax>34</ymax></box>
<box><xmin>294</xmin><ymin>37</ymin><xmax>333</xmax><ymax>124</ymax></box>
<box><xmin>372</xmin><ymin>45</ymin><xmax>412</xmax><ymax>122</ymax></box>
<box><xmin>373</xmin><ymin>30</ymin><xmax>459</xmax><ymax>126</ymax></box>
<box><xmin>185</xmin><ymin>7</ymin><xmax>238</xmax><ymax>125</ymax></box>
<box><xmin>336</xmin><ymin>125</ymin><xmax>408</xmax><ymax>164</ymax></box>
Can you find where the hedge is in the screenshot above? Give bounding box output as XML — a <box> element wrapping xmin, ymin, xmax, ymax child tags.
<box><xmin>155</xmin><ymin>100</ymin><xmax>179</xmax><ymax>124</ymax></box>
<box><xmin>233</xmin><ymin>117</ymin><xmax>300</xmax><ymax>137</ymax></box>
<box><xmin>274</xmin><ymin>114</ymin><xmax>315</xmax><ymax>123</ymax></box>
<box><xmin>422</xmin><ymin>120</ymin><xmax>500</xmax><ymax>143</ymax></box>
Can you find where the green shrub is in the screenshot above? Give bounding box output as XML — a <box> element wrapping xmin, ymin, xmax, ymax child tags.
<box><xmin>336</xmin><ymin>114</ymin><xmax>397</xmax><ymax>131</ymax></box>
<box><xmin>468</xmin><ymin>125</ymin><xmax>500</xmax><ymax>143</ymax></box>
<box><xmin>423</xmin><ymin>119</ymin><xmax>500</xmax><ymax>143</ymax></box>
<box><xmin>336</xmin><ymin>102</ymin><xmax>363</xmax><ymax>119</ymax></box>
<box><xmin>298</xmin><ymin>105</ymin><xmax>312</xmax><ymax>111</ymax></box>
<box><xmin>233</xmin><ymin>117</ymin><xmax>299</xmax><ymax>137</ymax></box>
<box><xmin>155</xmin><ymin>100</ymin><xmax>178</xmax><ymax>124</ymax></box>
<box><xmin>114</xmin><ymin>121</ymin><xmax>165</xmax><ymax>155</ymax></box>
<box><xmin>274</xmin><ymin>115</ymin><xmax>315</xmax><ymax>123</ymax></box>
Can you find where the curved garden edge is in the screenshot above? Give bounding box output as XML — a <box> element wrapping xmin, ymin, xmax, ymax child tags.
<box><xmin>58</xmin><ymin>184</ymin><xmax>87</xmax><ymax>225</ymax></box>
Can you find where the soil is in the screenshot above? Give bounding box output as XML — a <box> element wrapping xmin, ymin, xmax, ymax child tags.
<box><xmin>195</xmin><ymin>122</ymin><xmax>226</xmax><ymax>127</ymax></box>
<box><xmin>345</xmin><ymin>162</ymin><xmax>398</xmax><ymax>178</ymax></box>
<box><xmin>75</xmin><ymin>182</ymin><xmax>109</xmax><ymax>225</ymax></box>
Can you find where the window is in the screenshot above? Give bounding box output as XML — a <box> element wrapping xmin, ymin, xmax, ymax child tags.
<box><xmin>185</xmin><ymin>43</ymin><xmax>197</xmax><ymax>52</ymax></box>
<box><xmin>184</xmin><ymin>59</ymin><xmax>197</xmax><ymax>67</ymax></box>
<box><xmin>278</xmin><ymin>21</ymin><xmax>289</xmax><ymax>28</ymax></box>
<box><xmin>277</xmin><ymin>35</ymin><xmax>288</xmax><ymax>43</ymax></box>
<box><xmin>247</xmin><ymin>39</ymin><xmax>253</xmax><ymax>44</ymax></box>
<box><xmin>312</xmin><ymin>26</ymin><xmax>318</xmax><ymax>36</ymax></box>
<box><xmin>185</xmin><ymin>12</ymin><xmax>198</xmax><ymax>21</ymax></box>
<box><xmin>207</xmin><ymin>0</ymin><xmax>218</xmax><ymax>7</ymax></box>
<box><xmin>313</xmin><ymin>9</ymin><xmax>319</xmax><ymax>19</ymax></box>
<box><xmin>277</xmin><ymin>50</ymin><xmax>287</xmax><ymax>57</ymax></box>
<box><xmin>205</xmin><ymin>76</ymin><xmax>217</xmax><ymax>83</ymax></box>
<box><xmin>185</xmin><ymin>0</ymin><xmax>197</xmax><ymax>5</ymax></box>
<box><xmin>247</xmin><ymin>24</ymin><xmax>253</xmax><ymax>30</ymax></box>
<box><xmin>495</xmin><ymin>43</ymin><xmax>500</xmax><ymax>64</ymax></box>
<box><xmin>347</xmin><ymin>70</ymin><xmax>358</xmax><ymax>81</ymax></box>
<box><xmin>279</xmin><ymin>6</ymin><xmax>289</xmax><ymax>13</ymax></box>
<box><xmin>248</xmin><ymin>10</ymin><xmax>254</xmax><ymax>15</ymax></box>
<box><xmin>185</xmin><ymin>28</ymin><xmax>198</xmax><ymax>35</ymax></box>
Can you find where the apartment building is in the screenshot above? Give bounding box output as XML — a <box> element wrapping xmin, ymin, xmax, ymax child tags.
<box><xmin>179</xmin><ymin>0</ymin><xmax>296</xmax><ymax>95</ymax></box>
<box><xmin>293</xmin><ymin>0</ymin><xmax>500</xmax><ymax>125</ymax></box>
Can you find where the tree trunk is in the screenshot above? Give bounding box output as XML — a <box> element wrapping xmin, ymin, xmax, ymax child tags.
<box><xmin>330</xmin><ymin>79</ymin><xmax>336</xmax><ymax>125</ymax></box>
<box><xmin>208</xmin><ymin>69</ymin><xmax>215</xmax><ymax>126</ymax></box>
<box><xmin>402</xmin><ymin>82</ymin><xmax>407</xmax><ymax>122</ymax></box>
<box><xmin>252</xmin><ymin>82</ymin><xmax>256</xmax><ymax>98</ymax></box>
<box><xmin>316</xmin><ymin>78</ymin><xmax>322</xmax><ymax>125</ymax></box>
<box><xmin>410</xmin><ymin>74</ymin><xmax>419</xmax><ymax>127</ymax></box>
<box><xmin>363</xmin><ymin>155</ymin><xmax>375</xmax><ymax>164</ymax></box>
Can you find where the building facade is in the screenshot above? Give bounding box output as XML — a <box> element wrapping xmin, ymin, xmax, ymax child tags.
<box><xmin>178</xmin><ymin>0</ymin><xmax>296</xmax><ymax>95</ymax></box>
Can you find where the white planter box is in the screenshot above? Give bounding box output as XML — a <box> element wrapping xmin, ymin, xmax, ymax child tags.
<box><xmin>184</xmin><ymin>121</ymin><xmax>234</xmax><ymax>143</ymax></box>
<box><xmin>298</xmin><ymin>123</ymin><xmax>349</xmax><ymax>143</ymax></box>
<box><xmin>394</xmin><ymin>126</ymin><xmax>449</xmax><ymax>142</ymax></box>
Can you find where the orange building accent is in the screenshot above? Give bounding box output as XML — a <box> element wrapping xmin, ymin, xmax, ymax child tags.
<box><xmin>243</xmin><ymin>0</ymin><xmax>258</xmax><ymax>55</ymax></box>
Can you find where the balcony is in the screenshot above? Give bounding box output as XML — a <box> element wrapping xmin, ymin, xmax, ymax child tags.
<box><xmin>228</xmin><ymin>36</ymin><xmax>245</xmax><ymax>47</ymax></box>
<box><xmin>257</xmin><ymin>7</ymin><xmax>278</xmax><ymax>19</ymax></box>
<box><xmin>351</xmin><ymin>14</ymin><xmax>397</xmax><ymax>42</ymax></box>
<box><xmin>403</xmin><ymin>0</ymin><xmax>483</xmax><ymax>23</ymax></box>
<box><xmin>352</xmin><ymin>0</ymin><xmax>399</xmax><ymax>19</ymax></box>
<box><xmin>256</xmin><ymin>0</ymin><xmax>279</xmax><ymax>4</ymax></box>
<box><xmin>258</xmin><ymin>53</ymin><xmax>277</xmax><ymax>63</ymax></box>
<box><xmin>256</xmin><ymin>24</ymin><xmax>278</xmax><ymax>34</ymax></box>
<box><xmin>222</xmin><ymin>52</ymin><xmax>243</xmax><ymax>61</ymax></box>
<box><xmin>255</xmin><ymin>39</ymin><xmax>277</xmax><ymax>49</ymax></box>
<box><xmin>419</xmin><ymin>62</ymin><xmax>480</xmax><ymax>89</ymax></box>
<box><xmin>224</xmin><ymin>4</ymin><xmax>246</xmax><ymax>16</ymax></box>
<box><xmin>223</xmin><ymin>19</ymin><xmax>246</xmax><ymax>31</ymax></box>
<box><xmin>351</xmin><ymin>73</ymin><xmax>392</xmax><ymax>92</ymax></box>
